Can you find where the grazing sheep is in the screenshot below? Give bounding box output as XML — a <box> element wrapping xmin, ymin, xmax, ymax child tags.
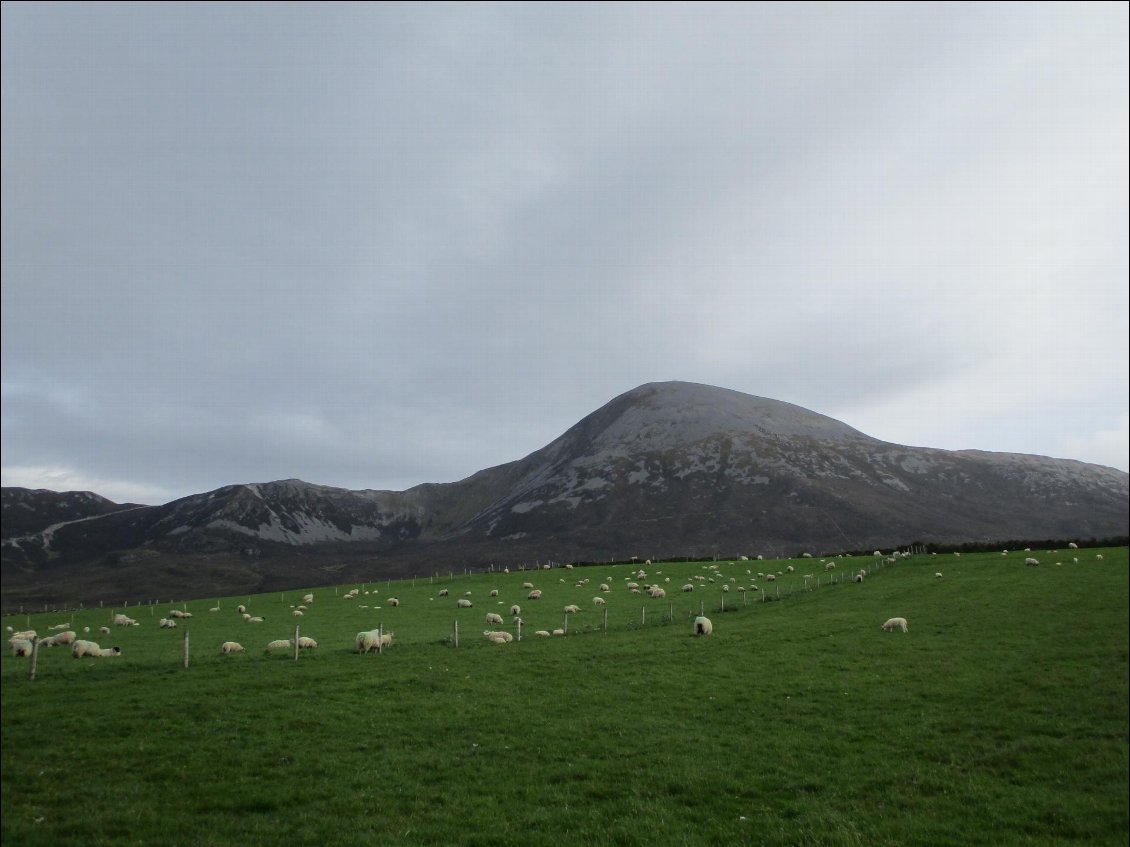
<box><xmin>236</xmin><ymin>605</ymin><xmax>246</xmax><ymax>614</ymax></box>
<box><xmin>1097</xmin><ymin>554</ymin><xmax>1105</xmax><ymax>561</ymax></box>
<box><xmin>490</xmin><ymin>589</ymin><xmax>499</xmax><ymax>597</ymax></box>
<box><xmin>593</xmin><ymin>596</ymin><xmax>606</xmax><ymax>605</ymax></box>
<box><xmin>522</xmin><ymin>582</ymin><xmax>535</xmax><ymax>590</ymax></box>
<box><xmin>534</xmin><ymin>630</ymin><xmax>551</xmax><ymax>637</ymax></box>
<box><xmin>564</xmin><ymin>604</ymin><xmax>581</xmax><ymax>614</ymax></box>
<box><xmin>292</xmin><ymin>609</ymin><xmax>305</xmax><ymax>617</ymax></box>
<box><xmin>881</xmin><ymin>617</ymin><xmax>909</xmax><ymax>633</ymax></box>
<box><xmin>854</xmin><ymin>574</ymin><xmax>864</xmax><ymax>583</ymax></box>
<box><xmin>296</xmin><ymin>637</ymin><xmax>318</xmax><ymax>649</ymax></box>
<box><xmin>1068</xmin><ymin>542</ymin><xmax>1078</xmax><ymax>549</ymax></box>
<box><xmin>600</xmin><ymin>583</ymin><xmax>611</xmax><ymax>592</ymax></box>
<box><xmin>169</xmin><ymin>609</ymin><xmax>192</xmax><ymax>619</ymax></box>
<box><xmin>527</xmin><ymin>590</ymin><xmax>542</xmax><ymax>600</ymax></box>
<box><xmin>647</xmin><ymin>587</ymin><xmax>666</xmax><ymax>599</ymax></box>
<box><xmin>552</xmin><ymin>628</ymin><xmax>565</xmax><ymax>636</ymax></box>
<box><xmin>824</xmin><ymin>563</ymin><xmax>835</xmax><ymax>571</ymax></box>
<box><xmin>693</xmin><ymin>616</ymin><xmax>713</xmax><ymax>636</ymax></box>
<box><xmin>221</xmin><ymin>642</ymin><xmax>245</xmax><ymax>654</ymax></box>
<box><xmin>935</xmin><ymin>573</ymin><xmax>943</xmax><ymax>578</ymax></box>
<box><xmin>485</xmin><ymin>612</ymin><xmax>504</xmax><ymax>625</ymax></box>
<box><xmin>457</xmin><ymin>598</ymin><xmax>473</xmax><ymax>608</ymax></box>
<box><xmin>112</xmin><ymin>614</ymin><xmax>137</xmax><ymax>627</ymax></box>
<box><xmin>681</xmin><ymin>584</ymin><xmax>694</xmax><ymax>593</ymax></box>
<box><xmin>71</xmin><ymin>640</ymin><xmax>121</xmax><ymax>658</ymax></box>
<box><xmin>509</xmin><ymin>605</ymin><xmax>521</xmax><ymax>616</ymax></box>
<box><xmin>266</xmin><ymin>639</ymin><xmax>292</xmax><ymax>651</ymax></box>
<box><xmin>387</xmin><ymin>598</ymin><xmax>400</xmax><ymax>607</ymax></box>
<box><xmin>786</xmin><ymin>565</ymin><xmax>795</xmax><ymax>573</ymax></box>
<box><xmin>241</xmin><ymin>613</ymin><xmax>252</xmax><ymax>621</ymax></box>
<box><xmin>766</xmin><ymin>574</ymin><xmax>776</xmax><ymax>582</ymax></box>
<box><xmin>1024</xmin><ymin>557</ymin><xmax>1040</xmax><ymax>567</ymax></box>
<box><xmin>10</xmin><ymin>638</ymin><xmax>33</xmax><ymax>657</ymax></box>
<box><xmin>356</xmin><ymin>629</ymin><xmax>392</xmax><ymax>653</ymax></box>
<box><xmin>99</xmin><ymin>626</ymin><xmax>111</xmax><ymax>636</ymax></box>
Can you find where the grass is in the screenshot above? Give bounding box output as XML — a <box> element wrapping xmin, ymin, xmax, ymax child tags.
<box><xmin>2</xmin><ymin>548</ymin><xmax>1127</xmax><ymax>846</ymax></box>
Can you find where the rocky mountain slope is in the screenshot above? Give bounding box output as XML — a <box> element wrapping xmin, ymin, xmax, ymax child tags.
<box><xmin>3</xmin><ymin>381</ymin><xmax>1126</xmax><ymax>608</ymax></box>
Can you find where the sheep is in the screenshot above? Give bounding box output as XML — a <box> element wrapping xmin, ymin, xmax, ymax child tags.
<box><xmin>296</xmin><ymin>636</ymin><xmax>318</xmax><ymax>649</ymax></box>
<box><xmin>10</xmin><ymin>638</ymin><xmax>33</xmax><ymax>657</ymax></box>
<box><xmin>935</xmin><ymin>572</ymin><xmax>943</xmax><ymax>578</ymax></box>
<box><xmin>682</xmin><ymin>584</ymin><xmax>694</xmax><ymax>593</ymax></box>
<box><xmin>600</xmin><ymin>583</ymin><xmax>611</xmax><ymax>592</ymax></box>
<box><xmin>552</xmin><ymin>628</ymin><xmax>565</xmax><ymax>636</ymax></box>
<box><xmin>721</xmin><ymin>584</ymin><xmax>730</xmax><ymax>593</ymax></box>
<box><xmin>534</xmin><ymin>630</ymin><xmax>551</xmax><ymax>637</ymax></box>
<box><xmin>303</xmin><ymin>594</ymin><xmax>314</xmax><ymax>603</ymax></box>
<box><xmin>159</xmin><ymin>618</ymin><xmax>177</xmax><ymax>629</ymax></box>
<box><xmin>241</xmin><ymin>613</ymin><xmax>252</xmax><ymax>621</ymax></box>
<box><xmin>292</xmin><ymin>609</ymin><xmax>304</xmax><ymax>617</ymax></box>
<box><xmin>522</xmin><ymin>582</ymin><xmax>535</xmax><ymax>590</ymax></box>
<box><xmin>563</xmin><ymin>604</ymin><xmax>581</xmax><ymax>614</ymax></box>
<box><xmin>1024</xmin><ymin>557</ymin><xmax>1040</xmax><ymax>567</ymax></box>
<box><xmin>824</xmin><ymin>563</ymin><xmax>835</xmax><ymax>571</ymax></box>
<box><xmin>169</xmin><ymin>609</ymin><xmax>192</xmax><ymax>619</ymax></box>
<box><xmin>39</xmin><ymin>631</ymin><xmax>76</xmax><ymax>647</ymax></box>
<box><xmin>247</xmin><ymin>616</ymin><xmax>264</xmax><ymax>623</ymax></box>
<box><xmin>457</xmin><ymin>598</ymin><xmax>473</xmax><ymax>608</ymax></box>
<box><xmin>485</xmin><ymin>612</ymin><xmax>504</xmax><ymax>625</ymax></box>
<box><xmin>387</xmin><ymin>598</ymin><xmax>400</xmax><ymax>607</ymax></box>
<box><xmin>593</xmin><ymin>596</ymin><xmax>606</xmax><ymax>605</ymax></box>
<box><xmin>1097</xmin><ymin>554</ymin><xmax>1105</xmax><ymax>561</ymax></box>
<box><xmin>221</xmin><ymin>642</ymin><xmax>245</xmax><ymax>654</ymax></box>
<box><xmin>10</xmin><ymin>629</ymin><xmax>36</xmax><ymax>641</ymax></box>
<box><xmin>266</xmin><ymin>639</ymin><xmax>292</xmax><ymax>651</ymax></box>
<box><xmin>356</xmin><ymin>629</ymin><xmax>393</xmax><ymax>653</ymax></box>
<box><xmin>489</xmin><ymin>589</ymin><xmax>499</xmax><ymax>597</ymax></box>
<box><xmin>236</xmin><ymin>605</ymin><xmax>247</xmax><ymax>614</ymax></box>
<box><xmin>71</xmin><ymin>640</ymin><xmax>121</xmax><ymax>658</ymax></box>
<box><xmin>647</xmin><ymin>587</ymin><xmax>666</xmax><ymax>599</ymax></box>
<box><xmin>1068</xmin><ymin>542</ymin><xmax>1078</xmax><ymax>549</ymax></box>
<box><xmin>99</xmin><ymin>626</ymin><xmax>111</xmax><ymax>636</ymax></box>
<box><xmin>786</xmin><ymin>565</ymin><xmax>795</xmax><ymax>573</ymax></box>
<box><xmin>881</xmin><ymin>617</ymin><xmax>909</xmax><ymax>633</ymax></box>
<box><xmin>766</xmin><ymin>574</ymin><xmax>776</xmax><ymax>582</ymax></box>
<box><xmin>483</xmin><ymin>630</ymin><xmax>514</xmax><ymax>644</ymax></box>
<box><xmin>854</xmin><ymin>574</ymin><xmax>864</xmax><ymax>583</ymax></box>
<box><xmin>209</xmin><ymin>605</ymin><xmax>221</xmax><ymax>612</ymax></box>
<box><xmin>509</xmin><ymin>604</ymin><xmax>521</xmax><ymax>616</ymax></box>
<box><xmin>693</xmin><ymin>616</ymin><xmax>713</xmax><ymax>636</ymax></box>
<box><xmin>527</xmin><ymin>590</ymin><xmax>542</xmax><ymax>600</ymax></box>
<box><xmin>112</xmin><ymin>614</ymin><xmax>137</xmax><ymax>627</ymax></box>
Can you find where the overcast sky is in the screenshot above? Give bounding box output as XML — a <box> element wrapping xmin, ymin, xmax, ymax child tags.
<box><xmin>3</xmin><ymin>2</ymin><xmax>1127</xmax><ymax>505</ymax></box>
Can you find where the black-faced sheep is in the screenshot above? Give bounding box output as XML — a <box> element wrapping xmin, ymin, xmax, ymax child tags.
<box><xmin>509</xmin><ymin>604</ymin><xmax>521</xmax><ymax>616</ymax></box>
<box><xmin>10</xmin><ymin>638</ymin><xmax>33</xmax><ymax>657</ymax></box>
<box><xmin>881</xmin><ymin>617</ymin><xmax>908</xmax><ymax>632</ymax></box>
<box><xmin>694</xmin><ymin>616</ymin><xmax>713</xmax><ymax>636</ymax></box>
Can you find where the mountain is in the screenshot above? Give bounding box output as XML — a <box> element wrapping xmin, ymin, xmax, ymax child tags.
<box><xmin>3</xmin><ymin>381</ymin><xmax>1126</xmax><ymax>608</ymax></box>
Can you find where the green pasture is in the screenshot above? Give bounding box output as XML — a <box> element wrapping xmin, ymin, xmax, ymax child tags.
<box><xmin>3</xmin><ymin>547</ymin><xmax>1127</xmax><ymax>846</ymax></box>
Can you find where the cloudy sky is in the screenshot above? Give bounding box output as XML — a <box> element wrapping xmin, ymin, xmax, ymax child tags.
<box><xmin>3</xmin><ymin>2</ymin><xmax>1127</xmax><ymax>505</ymax></box>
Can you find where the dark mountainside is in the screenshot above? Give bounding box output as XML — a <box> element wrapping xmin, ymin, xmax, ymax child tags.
<box><xmin>3</xmin><ymin>381</ymin><xmax>1127</xmax><ymax>609</ymax></box>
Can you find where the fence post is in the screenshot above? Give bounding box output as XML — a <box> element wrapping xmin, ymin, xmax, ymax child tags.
<box><xmin>293</xmin><ymin>625</ymin><xmax>300</xmax><ymax>661</ymax></box>
<box><xmin>454</xmin><ymin>619</ymin><xmax>459</xmax><ymax>648</ymax></box>
<box><xmin>604</xmin><ymin>608</ymin><xmax>608</xmax><ymax>632</ymax></box>
<box><xmin>29</xmin><ymin>637</ymin><xmax>40</xmax><ymax>681</ymax></box>
<box><xmin>182</xmin><ymin>629</ymin><xmax>190</xmax><ymax>669</ymax></box>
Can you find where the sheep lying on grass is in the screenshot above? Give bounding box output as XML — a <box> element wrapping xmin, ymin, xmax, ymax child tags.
<box><xmin>534</xmin><ymin>630</ymin><xmax>551</xmax><ymax>637</ymax></box>
<box><xmin>483</xmin><ymin>630</ymin><xmax>514</xmax><ymax>644</ymax></box>
<box><xmin>38</xmin><ymin>630</ymin><xmax>76</xmax><ymax>647</ymax></box>
<box><xmin>220</xmin><ymin>642</ymin><xmax>245</xmax><ymax>654</ymax></box>
<box><xmin>881</xmin><ymin>617</ymin><xmax>909</xmax><ymax>633</ymax></box>
<box><xmin>71</xmin><ymin>640</ymin><xmax>121</xmax><ymax>658</ymax></box>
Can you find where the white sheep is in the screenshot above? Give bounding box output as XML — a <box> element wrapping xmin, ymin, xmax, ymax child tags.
<box><xmin>266</xmin><ymin>639</ymin><xmax>292</xmax><ymax>651</ymax></box>
<box><xmin>112</xmin><ymin>614</ymin><xmax>137</xmax><ymax>627</ymax></box>
<box><xmin>881</xmin><ymin>617</ymin><xmax>909</xmax><ymax>633</ymax></box>
<box><xmin>527</xmin><ymin>589</ymin><xmax>542</xmax><ymax>600</ymax></box>
<box><xmin>356</xmin><ymin>629</ymin><xmax>392</xmax><ymax>653</ymax></box>
<box><xmin>551</xmin><ymin>628</ymin><xmax>565</xmax><ymax>636</ymax></box>
<box><xmin>71</xmin><ymin>640</ymin><xmax>121</xmax><ymax>658</ymax></box>
<box><xmin>593</xmin><ymin>596</ymin><xmax>606</xmax><ymax>605</ymax></box>
<box><xmin>694</xmin><ymin>616</ymin><xmax>713</xmax><ymax>636</ymax></box>
<box><xmin>1097</xmin><ymin>554</ymin><xmax>1104</xmax><ymax>561</ymax></box>
<box><xmin>509</xmin><ymin>604</ymin><xmax>521</xmax><ymax>616</ymax></box>
<box><xmin>292</xmin><ymin>610</ymin><xmax>304</xmax><ymax>617</ymax></box>
<box><xmin>522</xmin><ymin>582</ymin><xmax>535</xmax><ymax>590</ymax></box>
<box><xmin>296</xmin><ymin>636</ymin><xmax>318</xmax><ymax>649</ymax></box>
<box><xmin>303</xmin><ymin>594</ymin><xmax>314</xmax><ymax>604</ymax></box>
<box><xmin>438</xmin><ymin>589</ymin><xmax>449</xmax><ymax>597</ymax></box>
<box><xmin>766</xmin><ymin>574</ymin><xmax>776</xmax><ymax>582</ymax></box>
<box><xmin>10</xmin><ymin>638</ymin><xmax>33</xmax><ymax>657</ymax></box>
<box><xmin>648</xmin><ymin>587</ymin><xmax>666</xmax><ymax>599</ymax></box>
<box><xmin>159</xmin><ymin>618</ymin><xmax>177</xmax><ymax>629</ymax></box>
<box><xmin>600</xmin><ymin>583</ymin><xmax>610</xmax><ymax>592</ymax></box>
<box><xmin>99</xmin><ymin>626</ymin><xmax>111</xmax><ymax>636</ymax></box>
<box><xmin>236</xmin><ymin>605</ymin><xmax>247</xmax><ymax>614</ymax></box>
<box><xmin>485</xmin><ymin>612</ymin><xmax>504</xmax><ymax>625</ymax></box>
<box><xmin>483</xmin><ymin>630</ymin><xmax>514</xmax><ymax>644</ymax></box>
<box><xmin>564</xmin><ymin>604</ymin><xmax>581</xmax><ymax>614</ymax></box>
<box><xmin>534</xmin><ymin>630</ymin><xmax>551</xmax><ymax>637</ymax></box>
<box><xmin>935</xmin><ymin>573</ymin><xmax>943</xmax><ymax>578</ymax></box>
<box><xmin>387</xmin><ymin>598</ymin><xmax>400</xmax><ymax>607</ymax></box>
<box><xmin>221</xmin><ymin>642</ymin><xmax>245</xmax><ymax>654</ymax></box>
<box><xmin>854</xmin><ymin>574</ymin><xmax>864</xmax><ymax>583</ymax></box>
<box><xmin>457</xmin><ymin>598</ymin><xmax>473</xmax><ymax>608</ymax></box>
<box><xmin>1068</xmin><ymin>542</ymin><xmax>1078</xmax><ymax>549</ymax></box>
<box><xmin>490</xmin><ymin>589</ymin><xmax>499</xmax><ymax>597</ymax></box>
<box><xmin>39</xmin><ymin>630</ymin><xmax>76</xmax><ymax>647</ymax></box>
<box><xmin>247</xmin><ymin>616</ymin><xmax>265</xmax><ymax>623</ymax></box>
<box><xmin>1024</xmin><ymin>557</ymin><xmax>1040</xmax><ymax>567</ymax></box>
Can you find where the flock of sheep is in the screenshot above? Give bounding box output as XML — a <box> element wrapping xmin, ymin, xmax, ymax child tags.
<box><xmin>8</xmin><ymin>546</ymin><xmax>1104</xmax><ymax>661</ymax></box>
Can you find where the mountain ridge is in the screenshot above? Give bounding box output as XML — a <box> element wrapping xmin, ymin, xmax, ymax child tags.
<box><xmin>3</xmin><ymin>381</ymin><xmax>1126</xmax><ymax>607</ymax></box>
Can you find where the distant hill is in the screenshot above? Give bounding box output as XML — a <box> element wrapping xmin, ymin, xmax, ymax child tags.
<box><xmin>3</xmin><ymin>381</ymin><xmax>1126</xmax><ymax>608</ymax></box>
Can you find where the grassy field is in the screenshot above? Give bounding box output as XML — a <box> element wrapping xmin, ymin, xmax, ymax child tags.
<box><xmin>2</xmin><ymin>547</ymin><xmax>1127</xmax><ymax>846</ymax></box>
